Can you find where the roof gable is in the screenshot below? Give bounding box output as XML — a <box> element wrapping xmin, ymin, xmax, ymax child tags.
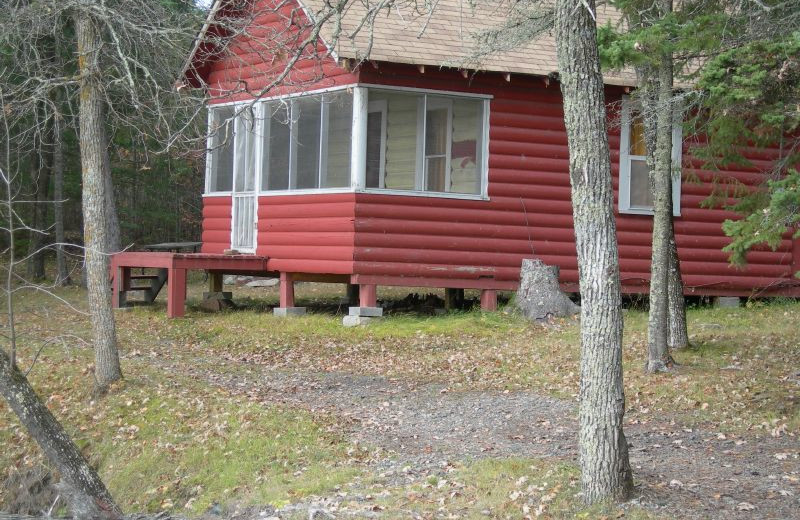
<box><xmin>185</xmin><ymin>0</ymin><xmax>636</xmax><ymax>88</ymax></box>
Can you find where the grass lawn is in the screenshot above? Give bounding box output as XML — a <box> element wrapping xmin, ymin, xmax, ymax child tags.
<box><xmin>0</xmin><ymin>343</ymin><xmax>360</xmax><ymax>514</ymax></box>
<box><xmin>1</xmin><ymin>280</ymin><xmax>798</xmax><ymax>518</ymax></box>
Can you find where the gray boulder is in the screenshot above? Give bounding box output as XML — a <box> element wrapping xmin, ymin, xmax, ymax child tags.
<box><xmin>246</xmin><ymin>277</ymin><xmax>279</xmax><ymax>288</ymax></box>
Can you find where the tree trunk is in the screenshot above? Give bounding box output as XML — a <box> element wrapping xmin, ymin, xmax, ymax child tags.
<box><xmin>667</xmin><ymin>220</ymin><xmax>689</xmax><ymax>349</ymax></box>
<box><xmin>0</xmin><ymin>348</ymin><xmax>121</xmax><ymax>518</ymax></box>
<box><xmin>26</xmin><ymin>115</ymin><xmax>51</xmax><ymax>281</ymax></box>
<box><xmin>554</xmin><ymin>0</ymin><xmax>634</xmax><ymax>503</ymax></box>
<box><xmin>75</xmin><ymin>8</ymin><xmax>123</xmax><ymax>393</ymax></box>
<box><xmin>53</xmin><ymin>109</ymin><xmax>70</xmax><ymax>286</ymax></box>
<box><xmin>645</xmin><ymin>0</ymin><xmax>675</xmax><ymax>373</ymax></box>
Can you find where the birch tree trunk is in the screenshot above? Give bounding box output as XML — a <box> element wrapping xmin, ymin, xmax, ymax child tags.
<box><xmin>554</xmin><ymin>0</ymin><xmax>634</xmax><ymax>503</ymax></box>
<box><xmin>0</xmin><ymin>348</ymin><xmax>121</xmax><ymax>518</ymax></box>
<box><xmin>75</xmin><ymin>8</ymin><xmax>122</xmax><ymax>393</ymax></box>
<box><xmin>645</xmin><ymin>0</ymin><xmax>675</xmax><ymax>373</ymax></box>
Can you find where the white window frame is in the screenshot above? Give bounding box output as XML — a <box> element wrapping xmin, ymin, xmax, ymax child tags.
<box><xmin>364</xmin><ymin>87</ymin><xmax>490</xmax><ymax>199</ymax></box>
<box><xmin>619</xmin><ymin>95</ymin><xmax>682</xmax><ymax>216</ymax></box>
<box><xmin>204</xmin><ymin>84</ymin><xmax>492</xmax><ymax>201</ymax></box>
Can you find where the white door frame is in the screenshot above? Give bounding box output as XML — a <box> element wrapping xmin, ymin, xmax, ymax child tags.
<box><xmin>230</xmin><ymin>104</ymin><xmax>260</xmax><ymax>253</ymax></box>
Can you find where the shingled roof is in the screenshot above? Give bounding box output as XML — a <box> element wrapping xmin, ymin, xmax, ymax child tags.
<box><xmin>301</xmin><ymin>0</ymin><xmax>636</xmax><ymax>86</ymax></box>
<box><xmin>189</xmin><ymin>0</ymin><xmax>637</xmax><ymax>87</ymax></box>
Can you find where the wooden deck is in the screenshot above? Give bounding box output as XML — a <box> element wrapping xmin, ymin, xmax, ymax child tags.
<box><xmin>111</xmin><ymin>252</ymin><xmax>269</xmax><ymax>318</ymax></box>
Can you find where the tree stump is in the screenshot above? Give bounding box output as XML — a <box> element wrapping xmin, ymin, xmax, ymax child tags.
<box><xmin>514</xmin><ymin>259</ymin><xmax>579</xmax><ymax>321</ymax></box>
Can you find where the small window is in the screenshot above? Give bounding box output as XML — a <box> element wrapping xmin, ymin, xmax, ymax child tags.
<box><xmin>365</xmin><ymin>89</ymin><xmax>486</xmax><ymax>196</ymax></box>
<box><xmin>619</xmin><ymin>96</ymin><xmax>682</xmax><ymax>215</ymax></box>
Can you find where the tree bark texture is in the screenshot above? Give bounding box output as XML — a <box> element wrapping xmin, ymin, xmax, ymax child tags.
<box><xmin>667</xmin><ymin>226</ymin><xmax>689</xmax><ymax>349</ymax></box>
<box><xmin>0</xmin><ymin>348</ymin><xmax>121</xmax><ymax>518</ymax></box>
<box><xmin>75</xmin><ymin>9</ymin><xmax>122</xmax><ymax>392</ymax></box>
<box><xmin>554</xmin><ymin>0</ymin><xmax>634</xmax><ymax>503</ymax></box>
<box><xmin>644</xmin><ymin>0</ymin><xmax>675</xmax><ymax>373</ymax></box>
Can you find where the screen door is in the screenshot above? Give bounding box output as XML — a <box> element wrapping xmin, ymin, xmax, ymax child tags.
<box><xmin>231</xmin><ymin>108</ymin><xmax>258</xmax><ymax>252</ymax></box>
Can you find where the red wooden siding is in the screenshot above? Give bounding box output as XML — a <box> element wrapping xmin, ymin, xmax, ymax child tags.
<box><xmin>354</xmin><ymin>63</ymin><xmax>799</xmax><ymax>296</ymax></box>
<box><xmin>202</xmin><ymin>0</ymin><xmax>358</xmax><ymax>103</ymax></box>
<box><xmin>201</xmin><ymin>196</ymin><xmax>232</xmax><ymax>254</ymax></box>
<box><xmin>257</xmin><ymin>193</ymin><xmax>356</xmax><ymax>274</ymax></box>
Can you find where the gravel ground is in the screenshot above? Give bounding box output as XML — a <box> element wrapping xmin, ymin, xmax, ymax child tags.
<box><xmin>170</xmin><ymin>360</ymin><xmax>799</xmax><ymax>520</ymax></box>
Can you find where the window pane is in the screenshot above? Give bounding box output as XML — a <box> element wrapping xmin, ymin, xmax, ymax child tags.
<box><xmin>366</xmin><ymin>110</ymin><xmax>384</xmax><ymax>188</ymax></box>
<box><xmin>323</xmin><ymin>93</ymin><xmax>352</xmax><ymax>188</ymax></box>
<box><xmin>629</xmin><ymin>159</ymin><xmax>653</xmax><ymax>208</ymax></box>
<box><xmin>295</xmin><ymin>97</ymin><xmax>322</xmax><ymax>190</ymax></box>
<box><xmin>425</xmin><ymin>108</ymin><xmax>449</xmax><ymax>156</ymax></box>
<box><xmin>426</xmin><ymin>157</ymin><xmax>446</xmax><ymax>191</ymax></box>
<box><xmin>450</xmin><ymin>99</ymin><xmax>482</xmax><ymax>194</ymax></box>
<box><xmin>369</xmin><ymin>90</ymin><xmax>418</xmax><ymax>190</ymax></box>
<box><xmin>208</xmin><ymin>106</ymin><xmax>234</xmax><ymax>192</ymax></box>
<box><xmin>265</xmin><ymin>103</ymin><xmax>290</xmax><ymax>191</ymax></box>
<box><xmin>630</xmin><ymin>113</ymin><xmax>646</xmax><ymax>156</ymax></box>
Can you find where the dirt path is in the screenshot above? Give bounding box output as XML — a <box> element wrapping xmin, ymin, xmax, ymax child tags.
<box><xmin>159</xmin><ymin>357</ymin><xmax>799</xmax><ymax>520</ymax></box>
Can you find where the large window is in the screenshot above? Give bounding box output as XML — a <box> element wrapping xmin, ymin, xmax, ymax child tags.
<box><xmin>206</xmin><ymin>87</ymin><xmax>488</xmax><ymax>198</ymax></box>
<box><xmin>619</xmin><ymin>96</ymin><xmax>682</xmax><ymax>215</ymax></box>
<box><xmin>366</xmin><ymin>90</ymin><xmax>486</xmax><ymax>196</ymax></box>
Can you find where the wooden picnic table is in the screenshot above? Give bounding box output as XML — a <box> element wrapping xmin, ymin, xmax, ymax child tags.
<box><xmin>141</xmin><ymin>241</ymin><xmax>202</xmax><ymax>253</ymax></box>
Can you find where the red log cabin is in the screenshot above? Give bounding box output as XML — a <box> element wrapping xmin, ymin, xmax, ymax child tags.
<box><xmin>113</xmin><ymin>0</ymin><xmax>800</xmax><ymax>318</ymax></box>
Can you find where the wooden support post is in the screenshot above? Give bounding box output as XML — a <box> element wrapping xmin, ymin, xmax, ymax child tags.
<box><xmin>359</xmin><ymin>284</ymin><xmax>377</xmax><ymax>308</ymax></box>
<box><xmin>208</xmin><ymin>272</ymin><xmax>223</xmax><ymax>293</ymax></box>
<box><xmin>167</xmin><ymin>268</ymin><xmax>187</xmax><ymax>318</ymax></box>
<box><xmin>112</xmin><ymin>266</ymin><xmax>130</xmax><ymax>308</ymax></box>
<box><xmin>792</xmin><ymin>235</ymin><xmax>800</xmax><ymax>277</ymax></box>
<box><xmin>445</xmin><ymin>288</ymin><xmax>465</xmax><ymax>311</ymax></box>
<box><xmin>280</xmin><ymin>272</ymin><xmax>295</xmax><ymax>308</ymax></box>
<box><xmin>480</xmin><ymin>289</ymin><xmax>497</xmax><ymax>311</ymax></box>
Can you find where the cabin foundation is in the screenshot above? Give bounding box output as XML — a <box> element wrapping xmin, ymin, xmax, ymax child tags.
<box><xmin>274</xmin><ymin>272</ymin><xmax>307</xmax><ymax>316</ymax></box>
<box><xmin>274</xmin><ymin>307</ymin><xmax>307</xmax><ymax>317</ymax></box>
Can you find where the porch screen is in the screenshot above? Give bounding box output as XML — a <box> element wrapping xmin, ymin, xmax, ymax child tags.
<box><xmin>207</xmin><ymin>105</ymin><xmax>235</xmax><ymax>193</ymax></box>
<box><xmin>366</xmin><ymin>89</ymin><xmax>485</xmax><ymax>195</ymax></box>
<box><xmin>262</xmin><ymin>92</ymin><xmax>352</xmax><ymax>191</ymax></box>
